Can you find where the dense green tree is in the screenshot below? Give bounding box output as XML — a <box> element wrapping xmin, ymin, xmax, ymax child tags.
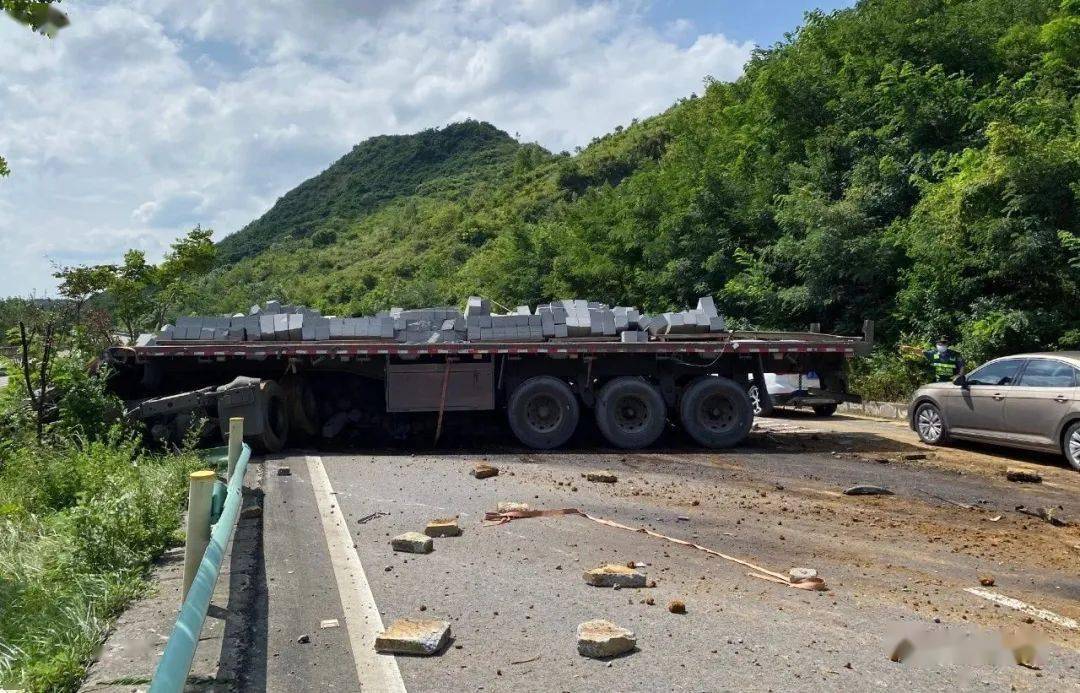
<box><xmin>188</xmin><ymin>0</ymin><xmax>1077</xmax><ymax>384</ymax></box>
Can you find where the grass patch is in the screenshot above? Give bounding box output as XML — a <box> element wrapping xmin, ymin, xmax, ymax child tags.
<box><xmin>0</xmin><ymin>433</ymin><xmax>203</xmax><ymax>692</ymax></box>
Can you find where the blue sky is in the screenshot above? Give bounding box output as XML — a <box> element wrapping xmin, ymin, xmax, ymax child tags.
<box><xmin>0</xmin><ymin>0</ymin><xmax>856</xmax><ymax>298</ymax></box>
<box><xmin>648</xmin><ymin>0</ymin><xmax>854</xmax><ymax>47</ymax></box>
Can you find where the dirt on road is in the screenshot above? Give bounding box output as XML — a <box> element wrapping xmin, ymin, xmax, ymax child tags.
<box><xmin>83</xmin><ymin>410</ymin><xmax>1080</xmax><ymax>692</ymax></box>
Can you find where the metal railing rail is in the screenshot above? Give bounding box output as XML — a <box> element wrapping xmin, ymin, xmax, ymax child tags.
<box><xmin>149</xmin><ymin>419</ymin><xmax>250</xmax><ymax>693</ymax></box>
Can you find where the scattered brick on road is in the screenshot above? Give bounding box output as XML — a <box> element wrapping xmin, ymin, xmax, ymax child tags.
<box><xmin>577</xmin><ymin>620</ymin><xmax>637</xmax><ymax>658</ymax></box>
<box><xmin>424</xmin><ymin>517</ymin><xmax>462</xmax><ymax>538</ymax></box>
<box><xmin>583</xmin><ymin>563</ymin><xmax>647</xmax><ymax>588</ymax></box>
<box><xmin>375</xmin><ymin>618</ymin><xmax>451</xmax><ymax>655</ymax></box>
<box><xmin>391</xmin><ymin>531</ymin><xmax>434</xmax><ymax>554</ymax></box>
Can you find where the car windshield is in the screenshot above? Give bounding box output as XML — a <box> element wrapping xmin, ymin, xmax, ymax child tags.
<box><xmin>966</xmin><ymin>359</ymin><xmax>1023</xmax><ymax>386</ymax></box>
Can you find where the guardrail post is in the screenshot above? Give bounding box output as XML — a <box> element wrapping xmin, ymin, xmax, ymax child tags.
<box><xmin>227</xmin><ymin>417</ymin><xmax>244</xmax><ymax>481</ymax></box>
<box><xmin>182</xmin><ymin>470</ymin><xmax>216</xmax><ymax>601</ymax></box>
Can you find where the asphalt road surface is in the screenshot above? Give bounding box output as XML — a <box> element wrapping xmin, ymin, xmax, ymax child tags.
<box><xmin>219</xmin><ymin>412</ymin><xmax>1080</xmax><ymax>691</ymax></box>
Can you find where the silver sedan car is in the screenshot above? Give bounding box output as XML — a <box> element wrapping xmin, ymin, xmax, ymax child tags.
<box><xmin>909</xmin><ymin>352</ymin><xmax>1080</xmax><ymax>470</ymax></box>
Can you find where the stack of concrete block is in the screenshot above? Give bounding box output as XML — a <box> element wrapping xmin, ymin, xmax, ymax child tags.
<box><xmin>535</xmin><ymin>304</ymin><xmax>570</xmax><ymax>339</ymax></box>
<box><xmin>643</xmin><ymin>296</ymin><xmax>726</xmax><ymax>336</ymax></box>
<box><xmin>378</xmin><ymin>307</ymin><xmax>466</xmax><ymax>343</ymax></box>
<box><xmin>173</xmin><ymin>316</ymin><xmax>246</xmax><ymax>341</ymax></box>
<box><xmin>153</xmin><ymin>295</ymin><xmax>726</xmax><ymax>346</ymax></box>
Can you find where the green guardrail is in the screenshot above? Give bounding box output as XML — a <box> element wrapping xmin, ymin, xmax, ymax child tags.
<box><xmin>149</xmin><ymin>439</ymin><xmax>251</xmax><ymax>693</ymax></box>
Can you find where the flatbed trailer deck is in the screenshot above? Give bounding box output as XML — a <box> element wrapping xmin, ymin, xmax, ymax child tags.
<box><xmin>103</xmin><ymin>327</ymin><xmax>872</xmax><ymax>453</ymax></box>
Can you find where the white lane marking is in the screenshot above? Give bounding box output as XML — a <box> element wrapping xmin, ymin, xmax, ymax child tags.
<box><xmin>306</xmin><ymin>455</ymin><xmax>408</xmax><ymax>692</ymax></box>
<box><xmin>964</xmin><ymin>587</ymin><xmax>1079</xmax><ymax>630</ymax></box>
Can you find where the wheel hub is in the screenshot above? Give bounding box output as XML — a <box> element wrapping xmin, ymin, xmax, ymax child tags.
<box><xmin>612</xmin><ymin>395</ymin><xmax>648</xmax><ymax>433</ymax></box>
<box><xmin>917</xmin><ymin>407</ymin><xmax>942</xmax><ymax>442</ymax></box>
<box><xmin>525</xmin><ymin>394</ymin><xmax>562</xmax><ymax>433</ymax></box>
<box><xmin>699</xmin><ymin>394</ymin><xmax>735</xmax><ymax>433</ymax></box>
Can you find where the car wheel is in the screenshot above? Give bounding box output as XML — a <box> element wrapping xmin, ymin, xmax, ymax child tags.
<box><xmin>913</xmin><ymin>402</ymin><xmax>949</xmax><ymax>445</ymax></box>
<box><xmin>811</xmin><ymin>403</ymin><xmax>837</xmax><ymax>417</ymax></box>
<box><xmin>746</xmin><ymin>382</ymin><xmax>774</xmax><ymax>417</ymax></box>
<box><xmin>507</xmin><ymin>376</ymin><xmax>580</xmax><ymax>450</ymax></box>
<box><xmin>679</xmin><ymin>376</ymin><xmax>753</xmax><ymax>449</ymax></box>
<box><xmin>1062</xmin><ymin>421</ymin><xmax>1080</xmax><ymax>472</ymax></box>
<box><xmin>595</xmin><ymin>377</ymin><xmax>667</xmax><ymax>449</ymax></box>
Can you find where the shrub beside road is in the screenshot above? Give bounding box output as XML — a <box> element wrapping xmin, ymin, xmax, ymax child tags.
<box><xmin>0</xmin><ymin>348</ymin><xmax>202</xmax><ymax>691</ymax></box>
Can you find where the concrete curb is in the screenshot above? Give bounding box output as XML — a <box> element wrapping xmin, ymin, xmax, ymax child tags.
<box><xmin>839</xmin><ymin>400</ymin><xmax>909</xmax><ymax>421</ymax></box>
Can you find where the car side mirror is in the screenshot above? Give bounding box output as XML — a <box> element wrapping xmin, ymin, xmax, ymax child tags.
<box><xmin>953</xmin><ymin>374</ymin><xmax>968</xmax><ymax>388</ymax></box>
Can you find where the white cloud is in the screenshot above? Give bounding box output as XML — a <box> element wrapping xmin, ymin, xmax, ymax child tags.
<box><xmin>0</xmin><ymin>0</ymin><xmax>752</xmax><ymax>296</ymax></box>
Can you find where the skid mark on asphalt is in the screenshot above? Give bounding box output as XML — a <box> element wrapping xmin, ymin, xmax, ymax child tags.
<box><xmin>306</xmin><ymin>455</ymin><xmax>408</xmax><ymax>693</ymax></box>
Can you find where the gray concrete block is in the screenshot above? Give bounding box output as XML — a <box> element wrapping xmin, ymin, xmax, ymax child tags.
<box><xmin>602</xmin><ymin>311</ymin><xmax>617</xmax><ymax>336</ymax></box>
<box><xmin>554</xmin><ymin>323</ymin><xmax>568</xmax><ymax>338</ymax></box>
<box><xmin>540</xmin><ymin>310</ymin><xmax>555</xmax><ymax>334</ymax></box>
<box><xmin>316</xmin><ymin>325</ymin><xmax>331</xmax><ymax>340</ymax></box>
<box><xmin>288</xmin><ymin>314</ymin><xmax>303</xmax><ymax>340</ymax></box>
<box><xmin>465</xmin><ymin>296</ymin><xmax>490</xmax><ymax>318</ymax></box>
<box><xmin>265</xmin><ymin>300</ymin><xmax>281</xmax><ymax>314</ymax></box>
<box><xmin>709</xmin><ymin>315</ymin><xmax>726</xmax><ymax>332</ymax></box>
<box><xmin>696</xmin><ymin>295</ymin><xmax>718</xmax><ymax>318</ymax></box>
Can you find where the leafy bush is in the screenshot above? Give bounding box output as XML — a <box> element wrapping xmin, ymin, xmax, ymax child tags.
<box><xmin>849</xmin><ymin>346</ymin><xmax>933</xmax><ymax>402</ymax></box>
<box><xmin>0</xmin><ymin>433</ymin><xmax>202</xmax><ymax>692</ymax></box>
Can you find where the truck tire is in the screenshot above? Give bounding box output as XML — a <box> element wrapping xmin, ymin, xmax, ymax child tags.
<box><xmin>281</xmin><ymin>375</ymin><xmax>320</xmax><ymax>438</ymax></box>
<box><xmin>679</xmin><ymin>376</ymin><xmax>753</xmax><ymax>449</ymax></box>
<box><xmin>507</xmin><ymin>376</ymin><xmax>579</xmax><ymax>450</ymax></box>
<box><xmin>595</xmin><ymin>377</ymin><xmax>667</xmax><ymax>449</ymax></box>
<box><xmin>811</xmin><ymin>403</ymin><xmax>837</xmax><ymax>417</ymax></box>
<box><xmin>251</xmin><ymin>381</ymin><xmax>290</xmax><ymax>453</ymax></box>
<box><xmin>747</xmin><ymin>382</ymin><xmax>774</xmax><ymax>417</ymax></box>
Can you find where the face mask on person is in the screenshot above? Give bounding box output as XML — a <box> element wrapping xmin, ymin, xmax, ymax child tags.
<box><xmin>936</xmin><ymin>344</ymin><xmax>948</xmax><ymax>354</ymax></box>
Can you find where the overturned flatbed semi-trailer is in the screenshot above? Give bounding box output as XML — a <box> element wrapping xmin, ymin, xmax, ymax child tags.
<box><xmin>103</xmin><ymin>319</ymin><xmax>873</xmax><ymax>453</ymax></box>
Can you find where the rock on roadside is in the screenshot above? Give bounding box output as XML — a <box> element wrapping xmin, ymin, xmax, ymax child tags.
<box><xmin>577</xmin><ymin>619</ymin><xmax>636</xmax><ymax>658</ymax></box>
<box><xmin>375</xmin><ymin>618</ymin><xmax>451</xmax><ymax>655</ymax></box>
<box><xmin>471</xmin><ymin>464</ymin><xmax>499</xmax><ymax>479</ymax></box>
<box><xmin>583</xmin><ymin>564</ymin><xmax>647</xmax><ymax>588</ymax></box>
<box><xmin>585</xmin><ymin>470</ymin><xmax>618</xmax><ymax>483</ymax></box>
<box><xmin>1005</xmin><ymin>467</ymin><xmax>1042</xmax><ymax>483</ymax></box>
<box><xmin>391</xmin><ymin>532</ymin><xmax>434</xmax><ymax>554</ymax></box>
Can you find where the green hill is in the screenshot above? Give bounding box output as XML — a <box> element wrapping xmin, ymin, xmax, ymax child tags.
<box><xmin>193</xmin><ymin>0</ymin><xmax>1079</xmax><ymax>366</ymax></box>
<box><xmin>215</xmin><ymin>120</ymin><xmax>530</xmax><ymax>263</ymax></box>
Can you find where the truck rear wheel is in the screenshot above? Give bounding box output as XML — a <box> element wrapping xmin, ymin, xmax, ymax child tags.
<box><xmin>595</xmin><ymin>377</ymin><xmax>666</xmax><ymax>449</ymax></box>
<box><xmin>507</xmin><ymin>376</ymin><xmax>579</xmax><ymax>450</ymax></box>
<box><xmin>281</xmin><ymin>374</ymin><xmax>320</xmax><ymax>437</ymax></box>
<box><xmin>251</xmin><ymin>381</ymin><xmax>290</xmax><ymax>453</ymax></box>
<box><xmin>679</xmin><ymin>376</ymin><xmax>753</xmax><ymax>449</ymax></box>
